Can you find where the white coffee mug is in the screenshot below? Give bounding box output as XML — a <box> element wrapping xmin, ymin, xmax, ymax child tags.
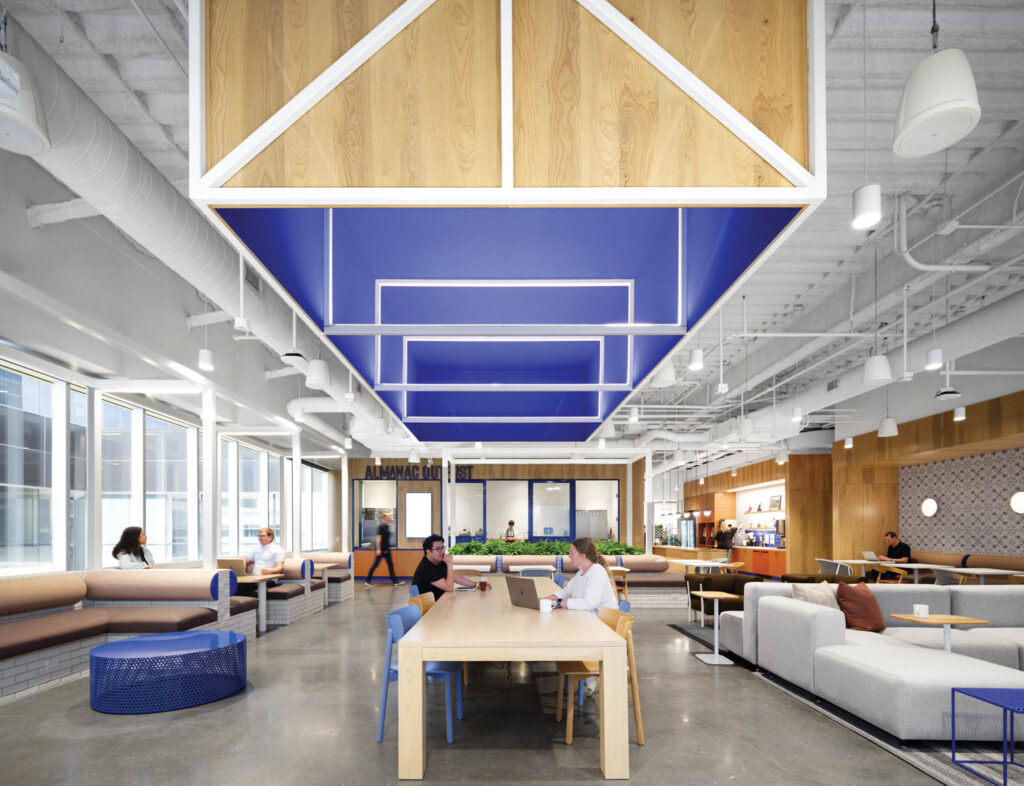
<box><xmin>538</xmin><ymin>598</ymin><xmax>554</xmax><ymax>613</ymax></box>
<box><xmin>913</xmin><ymin>604</ymin><xmax>929</xmax><ymax>619</ymax></box>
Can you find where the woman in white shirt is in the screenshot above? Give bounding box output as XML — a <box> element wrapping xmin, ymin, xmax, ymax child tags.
<box><xmin>112</xmin><ymin>526</ymin><xmax>154</xmax><ymax>569</ymax></box>
<box><xmin>544</xmin><ymin>537</ymin><xmax>618</xmax><ymax>614</ymax></box>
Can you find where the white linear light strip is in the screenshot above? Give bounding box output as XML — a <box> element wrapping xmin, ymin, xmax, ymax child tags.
<box><xmin>196</xmin><ymin>186</ymin><xmax>815</xmax><ymax>206</ymax></box>
<box><xmin>327</xmin><ymin>208</ymin><xmax>334</xmax><ymax>326</ymax></box>
<box><xmin>677</xmin><ymin>208</ymin><xmax>683</xmax><ymax>326</ymax></box>
<box><xmin>500</xmin><ymin>0</ymin><xmax>513</xmax><ymax>189</ymax></box>
<box><xmin>200</xmin><ymin>0</ymin><xmax>436</xmax><ymax>189</ymax></box>
<box><xmin>806</xmin><ymin>0</ymin><xmax>827</xmax><ymax>182</ymax></box>
<box><xmin>380</xmin><ymin>278</ymin><xmax>633</xmax><ymax>287</ymax></box>
<box><xmin>573</xmin><ymin>0</ymin><xmax>812</xmax><ymax>189</ymax></box>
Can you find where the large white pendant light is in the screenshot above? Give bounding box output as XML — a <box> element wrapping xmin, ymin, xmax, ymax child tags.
<box><xmin>0</xmin><ymin>49</ymin><xmax>51</xmax><ymax>155</ymax></box>
<box><xmin>197</xmin><ymin>348</ymin><xmax>214</xmax><ymax>372</ymax></box>
<box><xmin>924</xmin><ymin>347</ymin><xmax>943</xmax><ymax>371</ymax></box>
<box><xmin>892</xmin><ymin>3</ymin><xmax>979</xmax><ymax>158</ymax></box>
<box><xmin>305</xmin><ymin>358</ymin><xmax>330</xmax><ymax>390</ymax></box>
<box><xmin>878</xmin><ymin>417</ymin><xmax>899</xmax><ymax>438</ymax></box>
<box><xmin>863</xmin><ymin>354</ymin><xmax>893</xmax><ymax>386</ymax></box>
<box><xmin>687</xmin><ymin>348</ymin><xmax>704</xmax><ymax>371</ymax></box>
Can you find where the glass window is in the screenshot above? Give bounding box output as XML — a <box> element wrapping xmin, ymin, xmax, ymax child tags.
<box><xmin>0</xmin><ymin>367</ymin><xmax>53</xmax><ymax>570</ymax></box>
<box><xmin>575</xmin><ymin>480</ymin><xmax>618</xmax><ymax>541</ymax></box>
<box><xmin>220</xmin><ymin>440</ymin><xmax>236</xmax><ymax>555</ymax></box>
<box><xmin>101</xmin><ymin>401</ymin><xmax>131</xmax><ymax>566</ymax></box>
<box><xmin>310</xmin><ymin>466</ymin><xmax>328</xmax><ymax>550</ymax></box>
<box><xmin>353</xmin><ymin>480</ymin><xmax>395</xmax><ymax>548</ymax></box>
<box><xmin>238</xmin><ymin>445</ymin><xmax>263</xmax><ymax>552</ymax></box>
<box><xmin>484</xmin><ymin>481</ymin><xmax>527</xmax><ymax>541</ymax></box>
<box><xmin>454</xmin><ymin>482</ymin><xmax>484</xmax><ymax>539</ymax></box>
<box><xmin>145</xmin><ymin>414</ymin><xmax>188</xmax><ymax>562</ymax></box>
<box><xmin>68</xmin><ymin>391</ymin><xmax>88</xmax><ymax>570</ymax></box>
<box><xmin>532</xmin><ymin>482</ymin><xmax>570</xmax><ymax>539</ymax></box>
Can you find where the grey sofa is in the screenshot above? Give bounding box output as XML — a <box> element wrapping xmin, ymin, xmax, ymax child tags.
<box><xmin>752</xmin><ymin>584</ymin><xmax>1024</xmax><ymax>740</ymax></box>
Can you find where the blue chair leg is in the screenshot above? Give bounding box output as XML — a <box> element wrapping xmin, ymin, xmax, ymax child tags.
<box><xmin>377</xmin><ymin>674</ymin><xmax>391</xmax><ymax>743</ymax></box>
<box><xmin>442</xmin><ymin>675</ymin><xmax>454</xmax><ymax>743</ymax></box>
<box><xmin>578</xmin><ymin>679</ymin><xmax>584</xmax><ymax>706</ymax></box>
<box><xmin>455</xmin><ymin>672</ymin><xmax>464</xmax><ymax>720</ymax></box>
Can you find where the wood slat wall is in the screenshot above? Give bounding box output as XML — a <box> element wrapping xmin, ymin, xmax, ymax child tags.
<box><xmin>831</xmin><ymin>391</ymin><xmax>1024</xmax><ymax>560</ymax></box>
<box><xmin>630</xmin><ymin>458</ymin><xmax>646</xmax><ymax>546</ymax></box>
<box><xmin>785</xmin><ymin>454</ymin><xmax>831</xmax><ymax>575</ymax></box>
<box><xmin>205</xmin><ymin>0</ymin><xmax>807</xmax><ymax>190</ymax></box>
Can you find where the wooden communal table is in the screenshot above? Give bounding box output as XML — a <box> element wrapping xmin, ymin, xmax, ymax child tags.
<box><xmin>890</xmin><ymin>613</ymin><xmax>988</xmax><ymax>652</ymax></box>
<box><xmin>397</xmin><ymin>576</ymin><xmax>628</xmax><ymax>780</ymax></box>
<box><xmin>235</xmin><ymin>573</ymin><xmax>283</xmax><ymax>633</ymax></box>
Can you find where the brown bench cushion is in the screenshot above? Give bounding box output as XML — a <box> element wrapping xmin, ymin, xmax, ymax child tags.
<box><xmin>628</xmin><ymin>572</ymin><xmax>688</xmax><ymax>588</ymax></box>
<box><xmin>0</xmin><ymin>574</ymin><xmax>87</xmax><ymax>616</ymax></box>
<box><xmin>230</xmin><ymin>596</ymin><xmax>259</xmax><ymax>615</ymax></box>
<box><xmin>0</xmin><ymin>608</ymin><xmax>108</xmax><ymax>660</ymax></box>
<box><xmin>324</xmin><ymin>571</ymin><xmax>352</xmax><ymax>583</ymax></box>
<box><xmin>310</xmin><ymin>579</ymin><xmax>326</xmax><ymax>591</ymax></box>
<box><xmin>266</xmin><ymin>583</ymin><xmax>305</xmax><ymax>600</ymax></box>
<box><xmin>103</xmin><ymin>606</ymin><xmax>217</xmax><ymax>633</ymax></box>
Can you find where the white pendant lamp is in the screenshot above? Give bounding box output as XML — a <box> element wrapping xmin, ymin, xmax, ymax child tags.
<box><xmin>374</xmin><ymin>455</ymin><xmax>381</xmax><ymax>466</ymax></box>
<box><xmin>0</xmin><ymin>50</ymin><xmax>52</xmax><ymax>155</ymax></box>
<box><xmin>851</xmin><ymin>184</ymin><xmax>882</xmax><ymax>230</ymax></box>
<box><xmin>775</xmin><ymin>449</ymin><xmax>788</xmax><ymax>465</ymax></box>
<box><xmin>924</xmin><ymin>347</ymin><xmax>943</xmax><ymax>371</ymax></box>
<box><xmin>953</xmin><ymin>406</ymin><xmax>966</xmax><ymax>422</ymax></box>
<box><xmin>652</xmin><ymin>363</ymin><xmax>676</xmax><ymax>388</ymax></box>
<box><xmin>408</xmin><ymin>450</ymin><xmax>420</xmax><ymax>463</ymax></box>
<box><xmin>894</xmin><ymin>48</ymin><xmax>979</xmax><ymax>158</ymax></box>
<box><xmin>305</xmin><ymin>358</ymin><xmax>330</xmax><ymax>390</ymax></box>
<box><xmin>598</xmin><ymin>438</ymin><xmax>607</xmax><ymax>450</ymax></box>
<box><xmin>790</xmin><ymin>406</ymin><xmax>802</xmax><ymax>423</ymax></box>
<box><xmin>687</xmin><ymin>348</ymin><xmax>704</xmax><ymax>372</ymax></box>
<box><xmin>844</xmin><ymin>437</ymin><xmax>854</xmax><ymax>449</ymax></box>
<box><xmin>863</xmin><ymin>354</ymin><xmax>893</xmax><ymax>386</ymax></box>
<box><xmin>878</xmin><ymin>417</ymin><xmax>899</xmax><ymax>438</ymax></box>
<box><xmin>628</xmin><ymin>406</ymin><xmax>639</xmax><ymax>423</ymax></box>
<box><xmin>197</xmin><ymin>348</ymin><xmax>214</xmax><ymax>372</ymax></box>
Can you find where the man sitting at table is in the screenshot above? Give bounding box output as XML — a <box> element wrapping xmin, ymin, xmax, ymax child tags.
<box><xmin>413</xmin><ymin>534</ymin><xmax>482</xmax><ymax>600</ymax></box>
<box><xmin>868</xmin><ymin>530</ymin><xmax>911</xmax><ymax>582</ymax></box>
<box><xmin>237</xmin><ymin>527</ymin><xmax>286</xmax><ymax>595</ymax></box>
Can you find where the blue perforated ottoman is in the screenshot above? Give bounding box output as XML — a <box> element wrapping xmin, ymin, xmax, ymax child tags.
<box><xmin>90</xmin><ymin>630</ymin><xmax>246</xmax><ymax>714</ymax></box>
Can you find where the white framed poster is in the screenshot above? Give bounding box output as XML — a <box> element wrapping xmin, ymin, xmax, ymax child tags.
<box><xmin>405</xmin><ymin>492</ymin><xmax>433</xmax><ymax>539</ymax></box>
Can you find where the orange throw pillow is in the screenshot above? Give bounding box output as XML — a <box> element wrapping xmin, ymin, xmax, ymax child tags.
<box><xmin>835</xmin><ymin>581</ymin><xmax>886</xmax><ymax>632</ymax></box>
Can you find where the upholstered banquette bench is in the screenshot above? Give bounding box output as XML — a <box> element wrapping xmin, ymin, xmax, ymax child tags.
<box><xmin>0</xmin><ymin>569</ymin><xmax>247</xmax><ymax>705</ymax></box>
<box><xmin>264</xmin><ymin>558</ymin><xmax>322</xmax><ymax>626</ymax></box>
<box><xmin>288</xmin><ymin>551</ymin><xmax>353</xmax><ymax>604</ymax></box>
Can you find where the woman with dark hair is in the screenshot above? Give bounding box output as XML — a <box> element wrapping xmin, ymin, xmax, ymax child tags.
<box><xmin>112</xmin><ymin>526</ymin><xmax>154</xmax><ymax>570</ymax></box>
<box><xmin>543</xmin><ymin>537</ymin><xmax>617</xmax><ymax>614</ymax></box>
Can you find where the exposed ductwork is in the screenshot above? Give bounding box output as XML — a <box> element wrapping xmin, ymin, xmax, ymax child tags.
<box><xmin>8</xmin><ymin>20</ymin><xmax>407</xmax><ymax>451</ymax></box>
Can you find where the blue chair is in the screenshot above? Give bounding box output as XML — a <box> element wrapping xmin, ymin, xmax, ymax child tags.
<box><xmin>409</xmin><ymin>584</ymin><xmax>420</xmax><ymax>597</ymax></box>
<box><xmin>520</xmin><ymin>567</ymin><xmax>555</xmax><ymax>579</ymax></box>
<box><xmin>553</xmin><ymin>573</ymin><xmax>569</xmax><ymax>588</ymax></box>
<box><xmin>376</xmin><ymin>606</ymin><xmax>463</xmax><ymax>744</ymax></box>
<box><xmin>618</xmin><ymin>599</ymin><xmax>631</xmax><ymax>613</ymax></box>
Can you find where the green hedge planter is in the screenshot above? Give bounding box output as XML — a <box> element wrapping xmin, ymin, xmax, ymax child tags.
<box><xmin>448</xmin><ymin>540</ymin><xmax>643</xmax><ymax>556</ymax></box>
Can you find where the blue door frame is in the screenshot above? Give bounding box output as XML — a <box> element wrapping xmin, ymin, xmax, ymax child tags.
<box><xmin>453</xmin><ymin>480</ymin><xmax>486</xmax><ymax>543</ymax></box>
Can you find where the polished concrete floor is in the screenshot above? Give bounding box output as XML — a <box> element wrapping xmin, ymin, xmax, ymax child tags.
<box><xmin>0</xmin><ymin>587</ymin><xmax>937</xmax><ymax>785</ymax></box>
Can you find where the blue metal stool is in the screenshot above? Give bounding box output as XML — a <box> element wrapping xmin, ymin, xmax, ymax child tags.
<box><xmin>952</xmin><ymin>687</ymin><xmax>1024</xmax><ymax>786</ymax></box>
<box><xmin>90</xmin><ymin>630</ymin><xmax>247</xmax><ymax>714</ymax></box>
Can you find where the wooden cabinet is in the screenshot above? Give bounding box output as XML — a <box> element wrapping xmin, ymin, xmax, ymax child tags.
<box><xmin>751</xmin><ymin>549</ymin><xmax>771</xmax><ymax>575</ymax></box>
<box><xmin>734</xmin><ymin>547</ymin><xmax>786</xmax><ymax>578</ymax></box>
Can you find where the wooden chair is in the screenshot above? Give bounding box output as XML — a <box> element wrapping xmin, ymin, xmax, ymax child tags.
<box><xmin>720</xmin><ymin>561</ymin><xmax>744</xmax><ymax>574</ymax></box>
<box><xmin>875</xmin><ymin>567</ymin><xmax>908</xmax><ymax>584</ymax></box>
<box><xmin>608</xmin><ymin>566</ymin><xmax>629</xmax><ymax>601</ymax></box>
<box><xmin>554</xmin><ymin>607</ymin><xmax>644</xmax><ymax>746</ymax></box>
<box><xmin>408</xmin><ymin>592</ymin><xmax>435</xmax><ymax>615</ymax></box>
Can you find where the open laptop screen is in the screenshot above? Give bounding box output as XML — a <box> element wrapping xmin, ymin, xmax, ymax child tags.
<box><xmin>506</xmin><ymin>575</ymin><xmax>541</xmax><ymax>610</ymax></box>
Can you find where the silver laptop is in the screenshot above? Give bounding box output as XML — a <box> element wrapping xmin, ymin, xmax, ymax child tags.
<box><xmin>506</xmin><ymin>575</ymin><xmax>541</xmax><ymax>610</ymax></box>
<box><xmin>861</xmin><ymin>550</ymin><xmax>880</xmax><ymax>561</ymax></box>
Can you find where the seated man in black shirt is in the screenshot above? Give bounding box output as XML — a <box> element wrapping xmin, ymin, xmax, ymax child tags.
<box><xmin>869</xmin><ymin>530</ymin><xmax>911</xmax><ymax>581</ymax></box>
<box><xmin>412</xmin><ymin>534</ymin><xmax>483</xmax><ymax>600</ymax></box>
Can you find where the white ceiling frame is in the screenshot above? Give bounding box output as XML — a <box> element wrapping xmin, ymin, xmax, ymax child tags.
<box><xmin>328</xmin><ymin>324</ymin><xmax>684</xmax><ymax>336</ymax></box>
<box><xmin>575</xmin><ymin>0</ymin><xmax>816</xmax><ymax>191</ymax></box>
<box><xmin>196</xmin><ymin>0</ymin><xmax>437</xmax><ymax>189</ymax></box>
<box><xmin>377</xmin><ymin>383</ymin><xmax>634</xmax><ymax>392</ymax></box>
<box><xmin>405</xmin><ymin>416</ymin><xmax>603</xmax><ymax>423</ymax></box>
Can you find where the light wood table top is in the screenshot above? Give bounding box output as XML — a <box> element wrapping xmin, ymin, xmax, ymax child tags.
<box><xmin>691</xmin><ymin>590</ymin><xmax>740</xmax><ymax>601</ymax></box>
<box><xmin>891</xmin><ymin>613</ymin><xmax>988</xmax><ymax>626</ymax></box>
<box><xmin>235</xmin><ymin>572</ymin><xmax>284</xmax><ymax>583</ymax></box>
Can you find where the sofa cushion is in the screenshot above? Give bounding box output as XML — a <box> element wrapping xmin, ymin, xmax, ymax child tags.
<box><xmin>0</xmin><ymin>574</ymin><xmax>87</xmax><ymax>616</ymax></box>
<box><xmin>324</xmin><ymin>571</ymin><xmax>352</xmax><ymax>583</ymax></box>
<box><xmin>983</xmin><ymin>628</ymin><xmax>1024</xmax><ymax>670</ymax></box>
<box><xmin>0</xmin><ymin>608</ymin><xmax>109</xmax><ymax>660</ymax></box>
<box><xmin>102</xmin><ymin>606</ymin><xmax>217</xmax><ymax>633</ymax></box>
<box><xmin>793</xmin><ymin>582</ymin><xmax>840</xmax><ymax>610</ymax></box>
<box><xmin>266</xmin><ymin>583</ymin><xmax>305</xmax><ymax>600</ymax></box>
<box><xmin>230</xmin><ymin>596</ymin><xmax>259</xmax><ymax>616</ymax></box>
<box><xmin>866</xmin><ymin>584</ymin><xmax>952</xmax><ymax>624</ymax></box>
<box><xmin>736</xmin><ymin>582</ymin><xmax>794</xmax><ymax>664</ymax></box>
<box><xmin>879</xmin><ymin>627</ymin><xmax>1019</xmax><ymax>668</ymax></box>
<box><xmin>836</xmin><ymin>582</ymin><xmax>885</xmax><ymax>632</ymax></box>
<box><xmin>310</xmin><ymin>579</ymin><xmax>326</xmax><ymax>591</ymax></box>
<box><xmin>950</xmin><ymin>586</ymin><xmax>1024</xmax><ymax>627</ymax></box>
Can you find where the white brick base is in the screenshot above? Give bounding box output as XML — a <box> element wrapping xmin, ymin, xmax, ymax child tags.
<box><xmin>266</xmin><ymin>584</ymin><xmax>324</xmax><ymax>627</ymax></box>
<box><xmin>328</xmin><ymin>580</ymin><xmax>354</xmax><ymax>604</ymax></box>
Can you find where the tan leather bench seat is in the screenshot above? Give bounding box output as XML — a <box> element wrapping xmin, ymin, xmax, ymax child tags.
<box><xmin>102</xmin><ymin>606</ymin><xmax>217</xmax><ymax>633</ymax></box>
<box><xmin>0</xmin><ymin>608</ymin><xmax>109</xmax><ymax>660</ymax></box>
<box><xmin>230</xmin><ymin>596</ymin><xmax>259</xmax><ymax>616</ymax></box>
<box><xmin>310</xmin><ymin>579</ymin><xmax>326</xmax><ymax>592</ymax></box>
<box><xmin>266</xmin><ymin>584</ymin><xmax>304</xmax><ymax>600</ymax></box>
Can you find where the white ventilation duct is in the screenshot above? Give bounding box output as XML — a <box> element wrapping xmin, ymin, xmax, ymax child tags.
<box><xmin>635</xmin><ymin>430</ymin><xmax>708</xmax><ymax>448</ymax></box>
<box><xmin>8</xmin><ymin>21</ymin><xmax>399</xmax><ymax>449</ymax></box>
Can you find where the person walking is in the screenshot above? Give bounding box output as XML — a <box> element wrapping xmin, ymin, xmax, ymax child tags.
<box><xmin>365</xmin><ymin>512</ymin><xmax>404</xmax><ymax>587</ymax></box>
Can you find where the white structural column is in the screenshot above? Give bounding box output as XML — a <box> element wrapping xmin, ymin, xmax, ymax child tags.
<box><xmin>50</xmin><ymin>380</ymin><xmax>69</xmax><ymax>572</ymax></box>
<box><xmin>130</xmin><ymin>408</ymin><xmax>145</xmax><ymax>529</ymax></box>
<box><xmin>340</xmin><ymin>456</ymin><xmax>350</xmax><ymax>552</ymax></box>
<box><xmin>644</xmin><ymin>450</ymin><xmax>653</xmax><ymax>554</ymax></box>
<box><xmin>186</xmin><ymin>426</ymin><xmax>199</xmax><ymax>560</ymax></box>
<box><xmin>291</xmin><ymin>432</ymin><xmax>303</xmax><ymax>559</ymax></box>
<box><xmin>443</xmin><ymin>455</ymin><xmax>452</xmax><ymax>547</ymax></box>
<box><xmin>201</xmin><ymin>389</ymin><xmax>219</xmax><ymax>569</ymax></box>
<box><xmin>85</xmin><ymin>388</ymin><xmax>103</xmax><ymax>569</ymax></box>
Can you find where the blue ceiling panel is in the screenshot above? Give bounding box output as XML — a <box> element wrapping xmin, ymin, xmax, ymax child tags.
<box><xmin>214</xmin><ymin>204</ymin><xmax>799</xmax><ymax>443</ymax></box>
<box><xmin>216</xmin><ymin>207</ymin><xmax>327</xmax><ymax>324</ymax></box>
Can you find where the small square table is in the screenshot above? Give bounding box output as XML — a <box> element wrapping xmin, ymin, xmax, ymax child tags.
<box><xmin>952</xmin><ymin>687</ymin><xmax>1024</xmax><ymax>786</ymax></box>
<box><xmin>890</xmin><ymin>613</ymin><xmax>988</xmax><ymax>652</ymax></box>
<box><xmin>690</xmin><ymin>590</ymin><xmax>738</xmax><ymax>665</ymax></box>
<box><xmin>236</xmin><ymin>572</ymin><xmax>284</xmax><ymax>633</ymax></box>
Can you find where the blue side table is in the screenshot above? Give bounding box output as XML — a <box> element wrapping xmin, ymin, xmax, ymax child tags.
<box><xmin>952</xmin><ymin>687</ymin><xmax>1024</xmax><ymax>786</ymax></box>
<box><xmin>90</xmin><ymin>630</ymin><xmax>246</xmax><ymax>714</ymax></box>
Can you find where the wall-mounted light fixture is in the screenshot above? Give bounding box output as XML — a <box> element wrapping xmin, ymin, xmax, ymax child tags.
<box><xmin>920</xmin><ymin>498</ymin><xmax>938</xmax><ymax>517</ymax></box>
<box><xmin>1011</xmin><ymin>492</ymin><xmax>1024</xmax><ymax>515</ymax></box>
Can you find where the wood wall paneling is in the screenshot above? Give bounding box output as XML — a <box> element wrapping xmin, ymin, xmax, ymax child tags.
<box><xmin>631</xmin><ymin>458</ymin><xmax>645</xmax><ymax>547</ymax></box>
<box><xmin>355</xmin><ymin>549</ymin><xmax>425</xmax><ymax>579</ymax></box>
<box><xmin>211</xmin><ymin>0</ymin><xmax>501</xmax><ymax>188</ymax></box>
<box><xmin>783</xmin><ymin>454</ymin><xmax>831</xmax><ymax>575</ymax></box>
<box><xmin>512</xmin><ymin>0</ymin><xmax>800</xmax><ymax>188</ymax></box>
